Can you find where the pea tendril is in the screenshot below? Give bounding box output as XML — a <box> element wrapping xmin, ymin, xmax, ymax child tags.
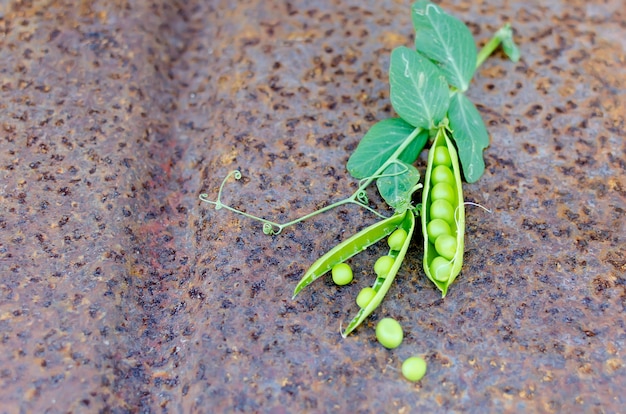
<box><xmin>200</xmin><ymin>127</ymin><xmax>425</xmax><ymax>233</ymax></box>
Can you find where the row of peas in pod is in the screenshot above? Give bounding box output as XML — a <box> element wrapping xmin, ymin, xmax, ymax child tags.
<box><xmin>329</xmin><ymin>225</ymin><xmax>407</xmax><ymax>315</ymax></box>
<box><xmin>421</xmin><ymin>129</ymin><xmax>465</xmax><ymax>296</ymax></box>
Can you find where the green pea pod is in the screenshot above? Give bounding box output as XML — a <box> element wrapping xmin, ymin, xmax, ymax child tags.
<box><xmin>342</xmin><ymin>210</ymin><xmax>416</xmax><ymax>337</ymax></box>
<box><xmin>422</xmin><ymin>128</ymin><xmax>465</xmax><ymax>297</ymax></box>
<box><xmin>293</xmin><ymin>211</ymin><xmax>408</xmax><ymax>298</ymax></box>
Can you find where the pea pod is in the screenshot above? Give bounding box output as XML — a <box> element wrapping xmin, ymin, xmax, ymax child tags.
<box><xmin>342</xmin><ymin>210</ymin><xmax>415</xmax><ymax>337</ymax></box>
<box><xmin>422</xmin><ymin>128</ymin><xmax>465</xmax><ymax>297</ymax></box>
<box><xmin>293</xmin><ymin>211</ymin><xmax>408</xmax><ymax>298</ymax></box>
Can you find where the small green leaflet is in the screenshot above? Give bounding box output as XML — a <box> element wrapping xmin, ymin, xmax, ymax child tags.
<box><xmin>376</xmin><ymin>161</ymin><xmax>420</xmax><ymax>212</ymax></box>
<box><xmin>447</xmin><ymin>93</ymin><xmax>490</xmax><ymax>183</ymax></box>
<box><xmin>389</xmin><ymin>46</ymin><xmax>450</xmax><ymax>129</ymax></box>
<box><xmin>498</xmin><ymin>24</ymin><xmax>520</xmax><ymax>63</ymax></box>
<box><xmin>412</xmin><ymin>0</ymin><xmax>477</xmax><ymax>92</ymax></box>
<box><xmin>347</xmin><ymin>118</ymin><xmax>427</xmax><ymax>179</ymax></box>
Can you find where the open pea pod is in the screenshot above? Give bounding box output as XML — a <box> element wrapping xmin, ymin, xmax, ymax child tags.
<box><xmin>421</xmin><ymin>128</ymin><xmax>465</xmax><ymax>297</ymax></box>
<box><xmin>293</xmin><ymin>211</ymin><xmax>408</xmax><ymax>298</ymax></box>
<box><xmin>342</xmin><ymin>210</ymin><xmax>416</xmax><ymax>337</ymax></box>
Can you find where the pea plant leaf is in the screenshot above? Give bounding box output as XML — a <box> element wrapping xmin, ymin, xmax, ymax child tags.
<box><xmin>411</xmin><ymin>0</ymin><xmax>477</xmax><ymax>92</ymax></box>
<box><xmin>376</xmin><ymin>161</ymin><xmax>420</xmax><ymax>212</ymax></box>
<box><xmin>347</xmin><ymin>118</ymin><xmax>428</xmax><ymax>179</ymax></box>
<box><xmin>447</xmin><ymin>93</ymin><xmax>490</xmax><ymax>183</ymax></box>
<box><xmin>389</xmin><ymin>46</ymin><xmax>450</xmax><ymax>129</ymax></box>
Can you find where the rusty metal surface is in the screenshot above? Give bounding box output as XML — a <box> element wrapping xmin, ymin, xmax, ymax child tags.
<box><xmin>1</xmin><ymin>0</ymin><xmax>624</xmax><ymax>412</ymax></box>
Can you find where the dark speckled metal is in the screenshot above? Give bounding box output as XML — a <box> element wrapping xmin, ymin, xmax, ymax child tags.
<box><xmin>1</xmin><ymin>0</ymin><xmax>624</xmax><ymax>412</ymax></box>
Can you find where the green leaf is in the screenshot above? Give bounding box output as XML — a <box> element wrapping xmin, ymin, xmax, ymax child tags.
<box><xmin>498</xmin><ymin>23</ymin><xmax>520</xmax><ymax>62</ymax></box>
<box><xmin>376</xmin><ymin>161</ymin><xmax>420</xmax><ymax>212</ymax></box>
<box><xmin>412</xmin><ymin>0</ymin><xmax>477</xmax><ymax>91</ymax></box>
<box><xmin>347</xmin><ymin>118</ymin><xmax>427</xmax><ymax>179</ymax></box>
<box><xmin>389</xmin><ymin>46</ymin><xmax>450</xmax><ymax>129</ymax></box>
<box><xmin>447</xmin><ymin>93</ymin><xmax>489</xmax><ymax>183</ymax></box>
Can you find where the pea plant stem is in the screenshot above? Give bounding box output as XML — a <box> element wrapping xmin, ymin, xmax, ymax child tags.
<box><xmin>475</xmin><ymin>23</ymin><xmax>511</xmax><ymax>69</ymax></box>
<box><xmin>355</xmin><ymin>127</ymin><xmax>424</xmax><ymax>193</ymax></box>
<box><xmin>200</xmin><ymin>127</ymin><xmax>424</xmax><ymax>234</ymax></box>
<box><xmin>277</xmin><ymin>126</ymin><xmax>424</xmax><ymax>229</ymax></box>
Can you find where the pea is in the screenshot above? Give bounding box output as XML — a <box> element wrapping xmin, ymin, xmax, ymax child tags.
<box><xmin>431</xmin><ymin>182</ymin><xmax>456</xmax><ymax>204</ymax></box>
<box><xmin>426</xmin><ymin>218</ymin><xmax>451</xmax><ymax>244</ymax></box>
<box><xmin>431</xmin><ymin>165</ymin><xmax>454</xmax><ymax>185</ymax></box>
<box><xmin>434</xmin><ymin>234</ymin><xmax>456</xmax><ymax>261</ymax></box>
<box><xmin>429</xmin><ymin>199</ymin><xmax>455</xmax><ymax>225</ymax></box>
<box><xmin>375</xmin><ymin>317</ymin><xmax>403</xmax><ymax>349</ymax></box>
<box><xmin>374</xmin><ymin>255</ymin><xmax>395</xmax><ymax>278</ymax></box>
<box><xmin>356</xmin><ymin>287</ymin><xmax>376</xmax><ymax>308</ymax></box>
<box><xmin>387</xmin><ymin>228</ymin><xmax>408</xmax><ymax>251</ymax></box>
<box><xmin>433</xmin><ymin>146</ymin><xmax>452</xmax><ymax>167</ymax></box>
<box><xmin>430</xmin><ymin>256</ymin><xmax>452</xmax><ymax>282</ymax></box>
<box><xmin>402</xmin><ymin>356</ymin><xmax>427</xmax><ymax>382</ymax></box>
<box><xmin>331</xmin><ymin>263</ymin><xmax>353</xmax><ymax>286</ymax></box>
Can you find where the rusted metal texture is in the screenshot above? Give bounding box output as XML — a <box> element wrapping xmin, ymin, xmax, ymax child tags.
<box><xmin>1</xmin><ymin>0</ymin><xmax>625</xmax><ymax>412</ymax></box>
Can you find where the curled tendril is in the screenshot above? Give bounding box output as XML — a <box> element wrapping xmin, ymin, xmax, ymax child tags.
<box><xmin>198</xmin><ymin>170</ymin><xmax>242</xmax><ymax>210</ymax></box>
<box><xmin>200</xmin><ymin>165</ymin><xmax>395</xmax><ymax>235</ymax></box>
<box><xmin>199</xmin><ymin>170</ymin><xmax>284</xmax><ymax>236</ymax></box>
<box><xmin>263</xmin><ymin>222</ymin><xmax>282</xmax><ymax>235</ymax></box>
<box><xmin>355</xmin><ymin>189</ymin><xmax>369</xmax><ymax>205</ymax></box>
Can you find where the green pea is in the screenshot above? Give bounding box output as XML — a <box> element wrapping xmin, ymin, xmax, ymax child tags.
<box><xmin>375</xmin><ymin>317</ymin><xmax>403</xmax><ymax>349</ymax></box>
<box><xmin>430</xmin><ymin>256</ymin><xmax>452</xmax><ymax>282</ymax></box>
<box><xmin>387</xmin><ymin>228</ymin><xmax>408</xmax><ymax>251</ymax></box>
<box><xmin>331</xmin><ymin>263</ymin><xmax>353</xmax><ymax>286</ymax></box>
<box><xmin>356</xmin><ymin>287</ymin><xmax>376</xmax><ymax>308</ymax></box>
<box><xmin>431</xmin><ymin>182</ymin><xmax>456</xmax><ymax>204</ymax></box>
<box><xmin>402</xmin><ymin>356</ymin><xmax>427</xmax><ymax>382</ymax></box>
<box><xmin>433</xmin><ymin>146</ymin><xmax>452</xmax><ymax>167</ymax></box>
<box><xmin>426</xmin><ymin>218</ymin><xmax>451</xmax><ymax>244</ymax></box>
<box><xmin>434</xmin><ymin>234</ymin><xmax>457</xmax><ymax>261</ymax></box>
<box><xmin>431</xmin><ymin>165</ymin><xmax>454</xmax><ymax>185</ymax></box>
<box><xmin>430</xmin><ymin>199</ymin><xmax>455</xmax><ymax>225</ymax></box>
<box><xmin>374</xmin><ymin>255</ymin><xmax>395</xmax><ymax>278</ymax></box>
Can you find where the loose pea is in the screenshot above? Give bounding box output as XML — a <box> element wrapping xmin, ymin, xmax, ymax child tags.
<box><xmin>387</xmin><ymin>228</ymin><xmax>408</xmax><ymax>251</ymax></box>
<box><xmin>331</xmin><ymin>263</ymin><xmax>353</xmax><ymax>286</ymax></box>
<box><xmin>433</xmin><ymin>146</ymin><xmax>452</xmax><ymax>167</ymax></box>
<box><xmin>430</xmin><ymin>199</ymin><xmax>455</xmax><ymax>225</ymax></box>
<box><xmin>431</xmin><ymin>182</ymin><xmax>456</xmax><ymax>204</ymax></box>
<box><xmin>402</xmin><ymin>356</ymin><xmax>427</xmax><ymax>382</ymax></box>
<box><xmin>374</xmin><ymin>255</ymin><xmax>395</xmax><ymax>278</ymax></box>
<box><xmin>434</xmin><ymin>234</ymin><xmax>457</xmax><ymax>261</ymax></box>
<box><xmin>431</xmin><ymin>165</ymin><xmax>454</xmax><ymax>185</ymax></box>
<box><xmin>426</xmin><ymin>218</ymin><xmax>451</xmax><ymax>244</ymax></box>
<box><xmin>375</xmin><ymin>317</ymin><xmax>403</xmax><ymax>349</ymax></box>
<box><xmin>430</xmin><ymin>256</ymin><xmax>452</xmax><ymax>282</ymax></box>
<box><xmin>356</xmin><ymin>287</ymin><xmax>376</xmax><ymax>308</ymax></box>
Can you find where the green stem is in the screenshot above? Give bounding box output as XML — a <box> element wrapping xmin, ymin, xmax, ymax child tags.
<box><xmin>475</xmin><ymin>23</ymin><xmax>509</xmax><ymax>69</ymax></box>
<box><xmin>354</xmin><ymin>127</ymin><xmax>423</xmax><ymax>193</ymax></box>
<box><xmin>200</xmin><ymin>127</ymin><xmax>423</xmax><ymax>234</ymax></box>
<box><xmin>275</xmin><ymin>127</ymin><xmax>423</xmax><ymax>229</ymax></box>
<box><xmin>275</xmin><ymin>198</ymin><xmax>371</xmax><ymax>230</ymax></box>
